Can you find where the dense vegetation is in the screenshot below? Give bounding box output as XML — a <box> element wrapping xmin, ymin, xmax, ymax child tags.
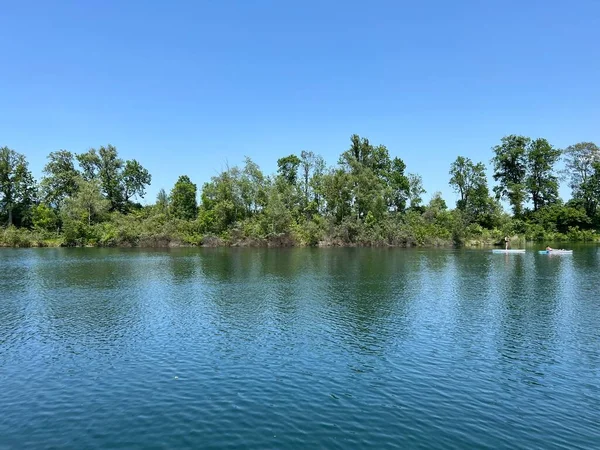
<box><xmin>1</xmin><ymin>135</ymin><xmax>599</xmax><ymax>247</ymax></box>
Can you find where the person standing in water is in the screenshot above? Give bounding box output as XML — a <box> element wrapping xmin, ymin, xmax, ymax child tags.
<box><xmin>505</xmin><ymin>236</ymin><xmax>510</xmax><ymax>250</ymax></box>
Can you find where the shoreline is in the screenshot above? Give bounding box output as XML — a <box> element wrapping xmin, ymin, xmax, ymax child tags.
<box><xmin>1</xmin><ymin>236</ymin><xmax>597</xmax><ymax>249</ymax></box>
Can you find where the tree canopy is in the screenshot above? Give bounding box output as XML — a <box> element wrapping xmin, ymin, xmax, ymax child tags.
<box><xmin>2</xmin><ymin>134</ymin><xmax>600</xmax><ymax>247</ymax></box>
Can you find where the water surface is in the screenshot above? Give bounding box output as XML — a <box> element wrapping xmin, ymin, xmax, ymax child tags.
<box><xmin>1</xmin><ymin>247</ymin><xmax>599</xmax><ymax>449</ymax></box>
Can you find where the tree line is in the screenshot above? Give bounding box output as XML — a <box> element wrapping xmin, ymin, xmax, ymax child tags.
<box><xmin>1</xmin><ymin>135</ymin><xmax>599</xmax><ymax>247</ymax></box>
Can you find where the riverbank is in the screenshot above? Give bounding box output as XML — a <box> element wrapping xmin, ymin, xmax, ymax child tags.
<box><xmin>2</xmin><ymin>226</ymin><xmax>597</xmax><ymax>249</ymax></box>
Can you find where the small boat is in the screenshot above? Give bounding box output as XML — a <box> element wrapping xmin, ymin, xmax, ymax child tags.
<box><xmin>538</xmin><ymin>249</ymin><xmax>573</xmax><ymax>255</ymax></box>
<box><xmin>492</xmin><ymin>249</ymin><xmax>526</xmax><ymax>254</ymax></box>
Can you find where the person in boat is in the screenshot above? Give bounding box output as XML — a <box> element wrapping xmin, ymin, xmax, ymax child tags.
<box><xmin>546</xmin><ymin>246</ymin><xmax>553</xmax><ymax>252</ymax></box>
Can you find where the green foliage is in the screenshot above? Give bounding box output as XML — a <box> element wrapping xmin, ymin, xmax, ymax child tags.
<box><xmin>61</xmin><ymin>179</ymin><xmax>110</xmax><ymax>228</ymax></box>
<box><xmin>155</xmin><ymin>188</ymin><xmax>169</xmax><ymax>215</ymax></box>
<box><xmin>449</xmin><ymin>156</ymin><xmax>487</xmax><ymax>209</ymax></box>
<box><xmin>170</xmin><ymin>175</ymin><xmax>198</xmax><ymax>220</ymax></box>
<box><xmin>41</xmin><ymin>150</ymin><xmax>79</xmax><ymax>209</ymax></box>
<box><xmin>76</xmin><ymin>145</ymin><xmax>151</xmax><ymax>212</ymax></box>
<box><xmin>407</xmin><ymin>173</ymin><xmax>426</xmax><ymax>209</ymax></box>
<box><xmin>277</xmin><ymin>154</ymin><xmax>301</xmax><ymax>185</ymax></box>
<box><xmin>0</xmin><ymin>147</ymin><xmax>37</xmax><ymax>227</ymax></box>
<box><xmin>2</xmin><ymin>135</ymin><xmax>600</xmax><ymax>248</ymax></box>
<box><xmin>563</xmin><ymin>142</ymin><xmax>600</xmax><ymax>217</ymax></box>
<box><xmin>32</xmin><ymin>203</ymin><xmax>58</xmax><ymax>232</ymax></box>
<box><xmin>122</xmin><ymin>159</ymin><xmax>152</xmax><ymax>204</ymax></box>
<box><xmin>492</xmin><ymin>135</ymin><xmax>529</xmax><ymax>216</ymax></box>
<box><xmin>526</xmin><ymin>138</ymin><xmax>561</xmax><ymax>211</ymax></box>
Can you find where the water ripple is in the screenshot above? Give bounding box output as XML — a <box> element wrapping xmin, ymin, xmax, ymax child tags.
<box><xmin>1</xmin><ymin>248</ymin><xmax>599</xmax><ymax>449</ymax></box>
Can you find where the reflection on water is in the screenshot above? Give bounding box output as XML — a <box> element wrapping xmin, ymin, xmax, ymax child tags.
<box><xmin>1</xmin><ymin>247</ymin><xmax>599</xmax><ymax>449</ymax></box>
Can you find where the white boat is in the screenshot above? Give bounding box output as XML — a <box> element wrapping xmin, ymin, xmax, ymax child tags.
<box><xmin>492</xmin><ymin>249</ymin><xmax>526</xmax><ymax>254</ymax></box>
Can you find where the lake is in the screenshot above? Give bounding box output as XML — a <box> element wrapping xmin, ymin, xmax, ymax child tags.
<box><xmin>1</xmin><ymin>247</ymin><xmax>599</xmax><ymax>449</ymax></box>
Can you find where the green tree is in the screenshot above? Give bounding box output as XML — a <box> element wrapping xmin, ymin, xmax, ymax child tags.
<box><xmin>581</xmin><ymin>161</ymin><xmax>600</xmax><ymax>219</ymax></box>
<box><xmin>40</xmin><ymin>150</ymin><xmax>80</xmax><ymax>209</ymax></box>
<box><xmin>76</xmin><ymin>145</ymin><xmax>151</xmax><ymax>212</ymax></box>
<box><xmin>0</xmin><ymin>147</ymin><xmax>37</xmax><ymax>226</ymax></box>
<box><xmin>170</xmin><ymin>175</ymin><xmax>198</xmax><ymax>220</ymax></box>
<box><xmin>262</xmin><ymin>185</ymin><xmax>292</xmax><ymax>235</ymax></box>
<box><xmin>241</xmin><ymin>157</ymin><xmax>268</xmax><ymax>216</ymax></box>
<box><xmin>407</xmin><ymin>173</ymin><xmax>426</xmax><ymax>209</ymax></box>
<box><xmin>122</xmin><ymin>159</ymin><xmax>152</xmax><ymax>204</ymax></box>
<box><xmin>62</xmin><ymin>178</ymin><xmax>110</xmax><ymax>226</ymax></box>
<box><xmin>563</xmin><ymin>142</ymin><xmax>600</xmax><ymax>217</ymax></box>
<box><xmin>31</xmin><ymin>203</ymin><xmax>59</xmax><ymax>232</ymax></box>
<box><xmin>492</xmin><ymin>135</ymin><xmax>529</xmax><ymax>216</ymax></box>
<box><xmin>339</xmin><ymin>135</ymin><xmax>409</xmax><ymax>217</ymax></box>
<box><xmin>156</xmin><ymin>188</ymin><xmax>169</xmax><ymax>214</ymax></box>
<box><xmin>309</xmin><ymin>154</ymin><xmax>327</xmax><ymax>214</ymax></box>
<box><xmin>322</xmin><ymin>168</ymin><xmax>352</xmax><ymax>223</ymax></box>
<box><xmin>387</xmin><ymin>157</ymin><xmax>410</xmax><ymax>212</ymax></box>
<box><xmin>449</xmin><ymin>156</ymin><xmax>487</xmax><ymax>210</ymax></box>
<box><xmin>300</xmin><ymin>150</ymin><xmax>315</xmax><ymax>201</ymax></box>
<box><xmin>526</xmin><ymin>138</ymin><xmax>561</xmax><ymax>211</ymax></box>
<box><xmin>277</xmin><ymin>154</ymin><xmax>301</xmax><ymax>185</ymax></box>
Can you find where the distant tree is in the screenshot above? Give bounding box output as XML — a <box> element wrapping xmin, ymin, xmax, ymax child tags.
<box><xmin>300</xmin><ymin>150</ymin><xmax>315</xmax><ymax>204</ymax></box>
<box><xmin>156</xmin><ymin>188</ymin><xmax>169</xmax><ymax>214</ymax></box>
<box><xmin>387</xmin><ymin>157</ymin><xmax>410</xmax><ymax>212</ymax></box>
<box><xmin>322</xmin><ymin>168</ymin><xmax>352</xmax><ymax>223</ymax></box>
<box><xmin>76</xmin><ymin>145</ymin><xmax>151</xmax><ymax>212</ymax></box>
<box><xmin>61</xmin><ymin>178</ymin><xmax>110</xmax><ymax>226</ymax></box>
<box><xmin>122</xmin><ymin>159</ymin><xmax>151</xmax><ymax>204</ymax></box>
<box><xmin>449</xmin><ymin>156</ymin><xmax>487</xmax><ymax>210</ymax></box>
<box><xmin>31</xmin><ymin>203</ymin><xmax>59</xmax><ymax>232</ymax></box>
<box><xmin>563</xmin><ymin>142</ymin><xmax>600</xmax><ymax>217</ymax></box>
<box><xmin>526</xmin><ymin>138</ymin><xmax>561</xmax><ymax>211</ymax></box>
<box><xmin>407</xmin><ymin>173</ymin><xmax>426</xmax><ymax>209</ymax></box>
<box><xmin>428</xmin><ymin>192</ymin><xmax>447</xmax><ymax>211</ymax></box>
<box><xmin>170</xmin><ymin>175</ymin><xmax>198</xmax><ymax>220</ymax></box>
<box><xmin>492</xmin><ymin>135</ymin><xmax>529</xmax><ymax>216</ymax></box>
<box><xmin>277</xmin><ymin>154</ymin><xmax>301</xmax><ymax>185</ymax></box>
<box><xmin>582</xmin><ymin>161</ymin><xmax>600</xmax><ymax>218</ymax></box>
<box><xmin>0</xmin><ymin>147</ymin><xmax>37</xmax><ymax>226</ymax></box>
<box><xmin>241</xmin><ymin>157</ymin><xmax>268</xmax><ymax>215</ymax></box>
<box><xmin>40</xmin><ymin>150</ymin><xmax>80</xmax><ymax>209</ymax></box>
<box><xmin>309</xmin><ymin>154</ymin><xmax>327</xmax><ymax>214</ymax></box>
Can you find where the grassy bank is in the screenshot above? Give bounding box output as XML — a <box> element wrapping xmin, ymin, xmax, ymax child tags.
<box><xmin>2</xmin><ymin>216</ymin><xmax>597</xmax><ymax>249</ymax></box>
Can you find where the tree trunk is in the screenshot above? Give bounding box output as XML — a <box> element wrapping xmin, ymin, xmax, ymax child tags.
<box><xmin>7</xmin><ymin>206</ymin><xmax>13</xmax><ymax>226</ymax></box>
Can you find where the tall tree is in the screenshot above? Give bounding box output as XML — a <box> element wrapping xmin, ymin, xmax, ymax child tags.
<box><xmin>449</xmin><ymin>156</ymin><xmax>487</xmax><ymax>210</ymax></box>
<box><xmin>170</xmin><ymin>175</ymin><xmax>198</xmax><ymax>220</ymax></box>
<box><xmin>322</xmin><ymin>169</ymin><xmax>352</xmax><ymax>223</ymax></box>
<box><xmin>563</xmin><ymin>142</ymin><xmax>600</xmax><ymax>217</ymax></box>
<box><xmin>579</xmin><ymin>161</ymin><xmax>600</xmax><ymax>218</ymax></box>
<box><xmin>77</xmin><ymin>146</ymin><xmax>123</xmax><ymax>210</ymax></box>
<box><xmin>40</xmin><ymin>150</ymin><xmax>80</xmax><ymax>209</ymax></box>
<box><xmin>76</xmin><ymin>145</ymin><xmax>151</xmax><ymax>212</ymax></box>
<box><xmin>491</xmin><ymin>135</ymin><xmax>529</xmax><ymax>216</ymax></box>
<box><xmin>309</xmin><ymin>154</ymin><xmax>327</xmax><ymax>214</ymax></box>
<box><xmin>526</xmin><ymin>138</ymin><xmax>561</xmax><ymax>211</ymax></box>
<box><xmin>277</xmin><ymin>154</ymin><xmax>301</xmax><ymax>185</ymax></box>
<box><xmin>387</xmin><ymin>157</ymin><xmax>410</xmax><ymax>213</ymax></box>
<box><xmin>0</xmin><ymin>147</ymin><xmax>37</xmax><ymax>226</ymax></box>
<box><xmin>407</xmin><ymin>173</ymin><xmax>426</xmax><ymax>209</ymax></box>
<box><xmin>241</xmin><ymin>157</ymin><xmax>267</xmax><ymax>216</ymax></box>
<box><xmin>122</xmin><ymin>159</ymin><xmax>151</xmax><ymax>204</ymax></box>
<box><xmin>156</xmin><ymin>188</ymin><xmax>169</xmax><ymax>214</ymax></box>
<box><xmin>300</xmin><ymin>150</ymin><xmax>316</xmax><ymax>207</ymax></box>
<box><xmin>61</xmin><ymin>178</ymin><xmax>109</xmax><ymax>226</ymax></box>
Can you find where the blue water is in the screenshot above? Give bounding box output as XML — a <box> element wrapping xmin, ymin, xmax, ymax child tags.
<box><xmin>1</xmin><ymin>247</ymin><xmax>599</xmax><ymax>449</ymax></box>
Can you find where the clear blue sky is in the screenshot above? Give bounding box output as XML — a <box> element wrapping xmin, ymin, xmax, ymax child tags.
<box><xmin>1</xmin><ymin>0</ymin><xmax>599</xmax><ymax>206</ymax></box>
